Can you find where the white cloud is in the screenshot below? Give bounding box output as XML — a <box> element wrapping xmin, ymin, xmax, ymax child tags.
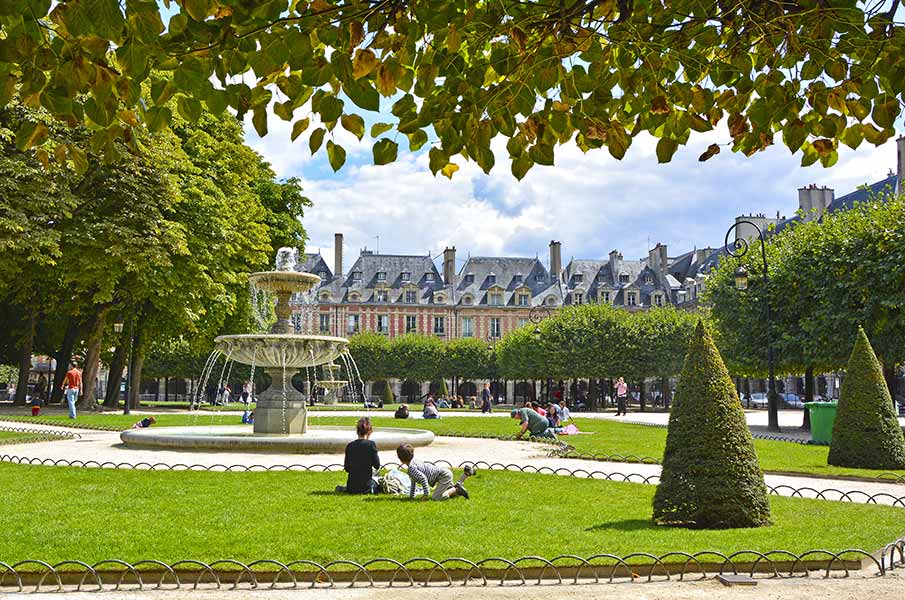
<box><xmin>246</xmin><ymin>119</ymin><xmax>902</xmax><ymax>267</ymax></box>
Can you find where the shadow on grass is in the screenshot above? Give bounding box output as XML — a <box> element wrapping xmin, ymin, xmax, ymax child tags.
<box><xmin>585</xmin><ymin>519</ymin><xmax>654</xmax><ymax>532</ymax></box>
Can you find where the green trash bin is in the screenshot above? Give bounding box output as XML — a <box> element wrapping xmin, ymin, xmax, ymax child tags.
<box><xmin>804</xmin><ymin>401</ymin><xmax>838</xmax><ymax>445</ymax></box>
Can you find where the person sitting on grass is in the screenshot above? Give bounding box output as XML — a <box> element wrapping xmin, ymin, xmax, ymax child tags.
<box><xmin>422</xmin><ymin>399</ymin><xmax>440</xmax><ymax>419</ymax></box>
<box><xmin>511</xmin><ymin>407</ymin><xmax>556</xmax><ymax>439</ymax></box>
<box><xmin>336</xmin><ymin>417</ymin><xmax>380</xmax><ymax>494</ymax></box>
<box><xmin>557</xmin><ymin>400</ymin><xmax>572</xmax><ymax>423</ymax></box>
<box><xmin>394</xmin><ymin>404</ymin><xmax>410</xmax><ymax>419</ymax></box>
<box><xmin>132</xmin><ymin>416</ymin><xmax>157</xmax><ymax>429</ymax></box>
<box><xmin>396</xmin><ymin>443</ymin><xmax>474</xmax><ymax>500</ymax></box>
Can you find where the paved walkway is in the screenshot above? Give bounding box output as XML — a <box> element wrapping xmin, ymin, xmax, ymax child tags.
<box><xmin>1</xmin><ymin>423</ymin><xmax>902</xmax><ymax>505</ymax></box>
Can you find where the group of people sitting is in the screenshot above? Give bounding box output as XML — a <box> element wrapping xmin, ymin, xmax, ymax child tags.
<box><xmin>337</xmin><ymin>417</ymin><xmax>475</xmax><ymax>500</ymax></box>
<box><xmin>511</xmin><ymin>400</ymin><xmax>573</xmax><ymax>439</ymax></box>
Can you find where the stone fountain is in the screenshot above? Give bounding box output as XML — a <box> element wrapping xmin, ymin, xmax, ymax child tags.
<box><xmin>318</xmin><ymin>362</ymin><xmax>348</xmax><ymax>405</ymax></box>
<box><xmin>212</xmin><ymin>250</ymin><xmax>348</xmax><ymax>434</ymax></box>
<box><xmin>120</xmin><ymin>248</ymin><xmax>434</xmax><ymax>454</ymax></box>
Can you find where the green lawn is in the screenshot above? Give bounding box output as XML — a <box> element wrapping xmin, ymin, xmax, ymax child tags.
<box><xmin>0</xmin><ymin>462</ymin><xmax>902</xmax><ymax>565</ymax></box>
<box><xmin>0</xmin><ymin>430</ymin><xmax>61</xmax><ymax>446</ymax></box>
<box><xmin>3</xmin><ymin>412</ymin><xmax>905</xmax><ymax>481</ymax></box>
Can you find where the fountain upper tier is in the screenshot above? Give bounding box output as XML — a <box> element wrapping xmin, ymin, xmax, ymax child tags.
<box><xmin>213</xmin><ymin>333</ymin><xmax>348</xmax><ymax>369</ymax></box>
<box><xmin>248</xmin><ymin>270</ymin><xmax>321</xmax><ymax>295</ymax></box>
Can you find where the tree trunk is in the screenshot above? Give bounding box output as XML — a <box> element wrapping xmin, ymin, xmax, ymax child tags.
<box><xmin>883</xmin><ymin>364</ymin><xmax>898</xmax><ymax>409</ymax></box>
<box><xmin>77</xmin><ymin>306</ymin><xmax>110</xmax><ymax>409</ymax></box>
<box><xmin>14</xmin><ymin>311</ymin><xmax>36</xmax><ymax>406</ymax></box>
<box><xmin>799</xmin><ymin>366</ymin><xmax>814</xmax><ymax>431</ymax></box>
<box><xmin>51</xmin><ymin>319</ymin><xmax>81</xmax><ymax>405</ymax></box>
<box><xmin>127</xmin><ymin>320</ymin><xmax>146</xmax><ymax>410</ymax></box>
<box><xmin>103</xmin><ymin>343</ymin><xmax>127</xmax><ymax>408</ymax></box>
<box><xmin>638</xmin><ymin>381</ymin><xmax>646</xmax><ymax>412</ymax></box>
<box><xmin>661</xmin><ymin>377</ymin><xmax>672</xmax><ymax>410</ymax></box>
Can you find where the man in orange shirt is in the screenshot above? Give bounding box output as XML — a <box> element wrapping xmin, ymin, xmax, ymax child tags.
<box><xmin>62</xmin><ymin>362</ymin><xmax>82</xmax><ymax>419</ymax></box>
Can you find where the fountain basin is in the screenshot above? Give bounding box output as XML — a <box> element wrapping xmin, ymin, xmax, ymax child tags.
<box><xmin>214</xmin><ymin>334</ymin><xmax>349</xmax><ymax>368</ymax></box>
<box><xmin>120</xmin><ymin>425</ymin><xmax>435</xmax><ymax>454</ymax></box>
<box><xmin>249</xmin><ymin>271</ymin><xmax>321</xmax><ymax>294</ymax></box>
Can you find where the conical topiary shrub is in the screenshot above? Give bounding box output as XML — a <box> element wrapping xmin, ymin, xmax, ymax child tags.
<box><xmin>380</xmin><ymin>381</ymin><xmax>395</xmax><ymax>406</ymax></box>
<box><xmin>652</xmin><ymin>321</ymin><xmax>771</xmax><ymax>529</ymax></box>
<box><xmin>827</xmin><ymin>327</ymin><xmax>905</xmax><ymax>469</ymax></box>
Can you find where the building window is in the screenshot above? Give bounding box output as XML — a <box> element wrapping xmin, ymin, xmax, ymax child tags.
<box><xmin>490</xmin><ymin>292</ymin><xmax>503</xmax><ymax>306</ymax></box>
<box><xmin>644</xmin><ymin>274</ymin><xmax>653</xmax><ymax>285</ymax></box>
<box><xmin>513</xmin><ymin>274</ymin><xmax>522</xmax><ymax>284</ymax></box>
<box><xmin>376</xmin><ymin>271</ymin><xmax>386</xmax><ymax>282</ymax></box>
<box><xmin>545</xmin><ymin>296</ymin><xmax>556</xmax><ymax>306</ymax></box>
<box><xmin>574</xmin><ymin>274</ymin><xmax>583</xmax><ymax>282</ymax></box>
<box><xmin>490</xmin><ymin>317</ymin><xmax>501</xmax><ymax>338</ymax></box>
<box><xmin>573</xmin><ymin>292</ymin><xmax>583</xmax><ymax>305</ymax></box>
<box><xmin>462</xmin><ymin>295</ymin><xmax>473</xmax><ymax>305</ymax></box>
<box><xmin>518</xmin><ymin>317</ymin><xmax>528</xmax><ymax>328</ymax></box>
<box><xmin>433</xmin><ymin>316</ymin><xmax>445</xmax><ymax>335</ymax></box>
<box><xmin>627</xmin><ymin>292</ymin><xmax>637</xmax><ymax>306</ymax></box>
<box><xmin>619</xmin><ymin>274</ymin><xmax>630</xmax><ymax>283</ymax></box>
<box><xmin>405</xmin><ymin>290</ymin><xmax>417</xmax><ymax>304</ymax></box>
<box><xmin>425</xmin><ymin>273</ymin><xmax>435</xmax><ymax>282</ymax></box>
<box><xmin>601</xmin><ymin>291</ymin><xmax>610</xmax><ymax>303</ymax></box>
<box><xmin>375</xmin><ymin>289</ymin><xmax>388</xmax><ymax>302</ymax></box>
<box><xmin>319</xmin><ymin>314</ymin><xmax>330</xmax><ymax>333</ymax></box>
<box><xmin>347</xmin><ymin>315</ymin><xmax>360</xmax><ymax>333</ymax></box>
<box><xmin>377</xmin><ymin>315</ymin><xmax>388</xmax><ymax>334</ymax></box>
<box><xmin>462</xmin><ymin>317</ymin><xmax>473</xmax><ymax>337</ymax></box>
<box><xmin>434</xmin><ymin>294</ymin><xmax>446</xmax><ymax>304</ymax></box>
<box><xmin>536</xmin><ymin>274</ymin><xmax>544</xmax><ymax>282</ymax></box>
<box><xmin>406</xmin><ymin>315</ymin><xmax>417</xmax><ymax>333</ymax></box>
<box><xmin>401</xmin><ymin>271</ymin><xmax>410</xmax><ymax>282</ymax></box>
<box><xmin>487</xmin><ymin>274</ymin><xmax>496</xmax><ymax>284</ymax></box>
<box><xmin>352</xmin><ymin>271</ymin><xmax>362</xmax><ymax>282</ymax></box>
<box><xmin>654</xmin><ymin>294</ymin><xmax>664</xmax><ymax>307</ymax></box>
<box><xmin>318</xmin><ymin>271</ymin><xmax>327</xmax><ymax>280</ymax></box>
<box><xmin>517</xmin><ymin>293</ymin><xmax>530</xmax><ymax>306</ymax></box>
<box><xmin>319</xmin><ymin>292</ymin><xmax>331</xmax><ymax>302</ymax></box>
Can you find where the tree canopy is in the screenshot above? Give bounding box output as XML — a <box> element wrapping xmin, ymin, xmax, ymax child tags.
<box><xmin>3</xmin><ymin>1</ymin><xmax>904</xmax><ymax>178</ymax></box>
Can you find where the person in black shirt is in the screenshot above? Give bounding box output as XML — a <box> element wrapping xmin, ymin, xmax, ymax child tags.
<box><xmin>337</xmin><ymin>417</ymin><xmax>380</xmax><ymax>494</ymax></box>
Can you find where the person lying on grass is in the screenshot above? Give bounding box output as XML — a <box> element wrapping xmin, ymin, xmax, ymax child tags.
<box><xmin>396</xmin><ymin>443</ymin><xmax>474</xmax><ymax>501</ymax></box>
<box><xmin>131</xmin><ymin>416</ymin><xmax>156</xmax><ymax>429</ymax></box>
<box><xmin>336</xmin><ymin>417</ymin><xmax>380</xmax><ymax>494</ymax></box>
<box><xmin>511</xmin><ymin>407</ymin><xmax>556</xmax><ymax>440</ymax></box>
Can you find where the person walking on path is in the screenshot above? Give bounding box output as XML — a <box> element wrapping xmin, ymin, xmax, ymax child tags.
<box><xmin>337</xmin><ymin>417</ymin><xmax>381</xmax><ymax>494</ymax></box>
<box><xmin>481</xmin><ymin>383</ymin><xmax>493</xmax><ymax>413</ymax></box>
<box><xmin>62</xmin><ymin>362</ymin><xmax>82</xmax><ymax>419</ymax></box>
<box><xmin>615</xmin><ymin>377</ymin><xmax>628</xmax><ymax>416</ymax></box>
<box><xmin>396</xmin><ymin>443</ymin><xmax>474</xmax><ymax>500</ymax></box>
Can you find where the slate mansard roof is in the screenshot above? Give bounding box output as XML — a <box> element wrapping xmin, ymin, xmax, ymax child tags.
<box><xmin>454</xmin><ymin>256</ymin><xmax>559</xmax><ymax>306</ymax></box>
<box><xmin>562</xmin><ymin>257</ymin><xmax>673</xmax><ymax>306</ymax></box>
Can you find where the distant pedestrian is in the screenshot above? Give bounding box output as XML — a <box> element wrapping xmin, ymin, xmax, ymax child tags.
<box><xmin>481</xmin><ymin>383</ymin><xmax>492</xmax><ymax>413</ymax></box>
<box><xmin>7</xmin><ymin>383</ymin><xmax>15</xmax><ymax>403</ymax></box>
<box><xmin>615</xmin><ymin>377</ymin><xmax>628</xmax><ymax>416</ymax></box>
<box><xmin>62</xmin><ymin>362</ymin><xmax>82</xmax><ymax>419</ymax></box>
<box><xmin>242</xmin><ymin>380</ymin><xmax>252</xmax><ymax>405</ymax></box>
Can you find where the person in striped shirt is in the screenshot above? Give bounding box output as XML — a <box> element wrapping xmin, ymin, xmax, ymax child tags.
<box><xmin>396</xmin><ymin>444</ymin><xmax>475</xmax><ymax>500</ymax></box>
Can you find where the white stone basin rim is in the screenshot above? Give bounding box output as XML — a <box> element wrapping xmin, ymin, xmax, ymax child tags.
<box><xmin>120</xmin><ymin>425</ymin><xmax>435</xmax><ymax>454</ymax></box>
<box><xmin>214</xmin><ymin>334</ymin><xmax>349</xmax><ymax>368</ymax></box>
<box><xmin>249</xmin><ymin>271</ymin><xmax>320</xmax><ymax>294</ymax></box>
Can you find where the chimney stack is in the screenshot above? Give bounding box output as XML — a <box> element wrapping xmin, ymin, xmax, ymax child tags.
<box><xmin>443</xmin><ymin>246</ymin><xmax>456</xmax><ymax>285</ymax></box>
<box><xmin>608</xmin><ymin>249</ymin><xmax>623</xmax><ymax>282</ymax></box>
<box><xmin>549</xmin><ymin>241</ymin><xmax>562</xmax><ymax>283</ymax></box>
<box><xmin>334</xmin><ymin>233</ymin><xmax>343</xmax><ymax>277</ymax></box>
<box><xmin>648</xmin><ymin>243</ymin><xmax>668</xmax><ymax>275</ymax></box>
<box><xmin>897</xmin><ymin>135</ymin><xmax>904</xmax><ymax>196</ymax></box>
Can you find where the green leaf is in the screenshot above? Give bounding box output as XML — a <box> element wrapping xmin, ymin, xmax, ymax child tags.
<box><xmin>340</xmin><ymin>114</ymin><xmax>365</xmax><ymax>140</ymax></box>
<box><xmin>872</xmin><ymin>96</ymin><xmax>898</xmax><ymax>129</ymax></box>
<box><xmin>309</xmin><ymin>128</ymin><xmax>325</xmax><ymax>154</ymax></box>
<box><xmin>151</xmin><ymin>79</ymin><xmax>176</xmax><ymax>105</ymax></box>
<box><xmin>177</xmin><ymin>95</ymin><xmax>203</xmax><ymax>122</ymax></box>
<box><xmin>370</xmin><ymin>122</ymin><xmax>393</xmax><ymax>137</ymax></box>
<box><xmin>67</xmin><ymin>143</ymin><xmax>88</xmax><ymax>173</ymax></box>
<box><xmin>511</xmin><ymin>153</ymin><xmax>533</xmax><ymax>180</ymax></box>
<box><xmin>656</xmin><ymin>138</ymin><xmax>678</xmax><ymax>163</ymax></box>
<box><xmin>145</xmin><ymin>106</ymin><xmax>172</xmax><ymax>132</ymax></box>
<box><xmin>15</xmin><ymin>121</ymin><xmax>49</xmax><ymax>151</ymax></box>
<box><xmin>800</xmin><ymin>142</ymin><xmax>819</xmax><ymax>167</ymax></box>
<box><xmin>251</xmin><ymin>105</ymin><xmax>267</xmax><ymax>136</ymax></box>
<box><xmin>529</xmin><ymin>143</ymin><xmax>554</xmax><ymax>166</ymax></box>
<box><xmin>183</xmin><ymin>0</ymin><xmax>211</xmax><ymax>21</ymax></box>
<box><xmin>205</xmin><ymin>89</ymin><xmax>227</xmax><ymax>115</ymax></box>
<box><xmin>291</xmin><ymin>118</ymin><xmax>310</xmax><ymax>142</ymax></box>
<box><xmin>318</xmin><ymin>95</ymin><xmax>343</xmax><ymax>122</ymax></box>
<box><xmin>607</xmin><ymin>126</ymin><xmax>629</xmax><ymax>159</ymax></box>
<box><xmin>86</xmin><ymin>0</ymin><xmax>125</xmax><ymax>40</ymax></box>
<box><xmin>428</xmin><ymin>147</ymin><xmax>447</xmax><ymax>175</ymax></box>
<box><xmin>698</xmin><ymin>143</ymin><xmax>720</xmax><ymax>162</ymax></box>
<box><xmin>782</xmin><ymin>119</ymin><xmax>807</xmax><ymax>151</ymax></box>
<box><xmin>0</xmin><ymin>75</ymin><xmax>16</xmax><ymax>107</ymax></box>
<box><xmin>343</xmin><ymin>78</ymin><xmax>379</xmax><ymax>111</ymax></box>
<box><xmin>407</xmin><ymin>129</ymin><xmax>428</xmax><ymax>151</ymax></box>
<box><xmin>115</xmin><ymin>42</ymin><xmax>149</xmax><ymax>76</ymax></box>
<box><xmin>326</xmin><ymin>140</ymin><xmax>346</xmax><ymax>171</ymax></box>
<box><xmin>373</xmin><ymin>138</ymin><xmax>398</xmax><ymax>165</ymax></box>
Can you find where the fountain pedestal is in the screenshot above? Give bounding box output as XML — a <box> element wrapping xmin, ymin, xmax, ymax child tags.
<box><xmin>253</xmin><ymin>367</ymin><xmax>308</xmax><ymax>435</ymax></box>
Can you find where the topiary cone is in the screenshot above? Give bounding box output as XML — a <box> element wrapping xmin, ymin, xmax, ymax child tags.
<box><xmin>827</xmin><ymin>327</ymin><xmax>905</xmax><ymax>469</ymax></box>
<box><xmin>652</xmin><ymin>321</ymin><xmax>771</xmax><ymax>529</ymax></box>
<box><xmin>380</xmin><ymin>381</ymin><xmax>395</xmax><ymax>406</ymax></box>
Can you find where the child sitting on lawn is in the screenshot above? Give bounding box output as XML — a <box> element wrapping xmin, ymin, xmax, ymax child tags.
<box><xmin>396</xmin><ymin>443</ymin><xmax>474</xmax><ymax>501</ymax></box>
<box><xmin>132</xmin><ymin>416</ymin><xmax>156</xmax><ymax>429</ymax></box>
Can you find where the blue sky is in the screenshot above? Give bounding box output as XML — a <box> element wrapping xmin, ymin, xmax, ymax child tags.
<box><xmin>245</xmin><ymin>112</ymin><xmax>903</xmax><ymax>269</ymax></box>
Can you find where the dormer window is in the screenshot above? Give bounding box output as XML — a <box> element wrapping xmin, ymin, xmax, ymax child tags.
<box><xmin>644</xmin><ymin>274</ymin><xmax>653</xmax><ymax>285</ymax></box>
<box><xmin>405</xmin><ymin>290</ymin><xmax>417</xmax><ymax>304</ymax></box>
<box><xmin>545</xmin><ymin>296</ymin><xmax>556</xmax><ymax>306</ymax></box>
<box><xmin>425</xmin><ymin>273</ymin><xmax>435</xmax><ymax>282</ymax></box>
<box><xmin>318</xmin><ymin>271</ymin><xmax>327</xmax><ymax>280</ymax></box>
<box><xmin>597</xmin><ymin>273</ymin><xmax>604</xmax><ymax>282</ymax></box>
<box><xmin>349</xmin><ymin>292</ymin><xmax>361</xmax><ymax>302</ymax></box>
<box><xmin>599</xmin><ymin>290</ymin><xmax>610</xmax><ymax>303</ymax></box>
<box><xmin>352</xmin><ymin>271</ymin><xmax>362</xmax><ymax>282</ymax></box>
<box><xmin>573</xmin><ymin>292</ymin><xmax>583</xmax><ymax>305</ymax></box>
<box><xmin>627</xmin><ymin>291</ymin><xmax>637</xmax><ymax>306</ymax></box>
<box><xmin>319</xmin><ymin>291</ymin><xmax>331</xmax><ymax>302</ymax></box>
<box><xmin>490</xmin><ymin>292</ymin><xmax>503</xmax><ymax>306</ymax></box>
<box><xmin>619</xmin><ymin>273</ymin><xmax>630</xmax><ymax>284</ymax></box>
<box><xmin>465</xmin><ymin>273</ymin><xmax>474</xmax><ymax>283</ymax></box>
<box><xmin>517</xmin><ymin>293</ymin><xmax>530</xmax><ymax>306</ymax></box>
<box><xmin>376</xmin><ymin>271</ymin><xmax>386</xmax><ymax>282</ymax></box>
<box><xmin>513</xmin><ymin>274</ymin><xmax>523</xmax><ymax>284</ymax></box>
<box><xmin>401</xmin><ymin>271</ymin><xmax>410</xmax><ymax>282</ymax></box>
<box><xmin>375</xmin><ymin>289</ymin><xmax>388</xmax><ymax>302</ymax></box>
<box><xmin>462</xmin><ymin>294</ymin><xmax>473</xmax><ymax>305</ymax></box>
<box><xmin>435</xmin><ymin>293</ymin><xmax>446</xmax><ymax>304</ymax></box>
<box><xmin>536</xmin><ymin>274</ymin><xmax>544</xmax><ymax>282</ymax></box>
<box><xmin>574</xmin><ymin>274</ymin><xmax>583</xmax><ymax>282</ymax></box>
<box><xmin>654</xmin><ymin>293</ymin><xmax>664</xmax><ymax>307</ymax></box>
<box><xmin>487</xmin><ymin>274</ymin><xmax>496</xmax><ymax>285</ymax></box>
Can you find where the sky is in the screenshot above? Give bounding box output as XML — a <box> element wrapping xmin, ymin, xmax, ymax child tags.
<box><xmin>244</xmin><ymin>112</ymin><xmax>903</xmax><ymax>270</ymax></box>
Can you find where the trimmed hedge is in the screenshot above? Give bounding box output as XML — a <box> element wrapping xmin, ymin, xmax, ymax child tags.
<box><xmin>828</xmin><ymin>327</ymin><xmax>905</xmax><ymax>469</ymax></box>
<box><xmin>653</xmin><ymin>321</ymin><xmax>771</xmax><ymax>529</ymax></box>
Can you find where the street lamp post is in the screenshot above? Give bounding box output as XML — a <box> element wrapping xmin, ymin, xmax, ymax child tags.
<box><xmin>113</xmin><ymin>321</ymin><xmax>133</xmax><ymax>416</ymax></box>
<box><xmin>724</xmin><ymin>221</ymin><xmax>780</xmax><ymax>432</ymax></box>
<box><xmin>528</xmin><ymin>305</ymin><xmax>553</xmax><ymax>401</ymax></box>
